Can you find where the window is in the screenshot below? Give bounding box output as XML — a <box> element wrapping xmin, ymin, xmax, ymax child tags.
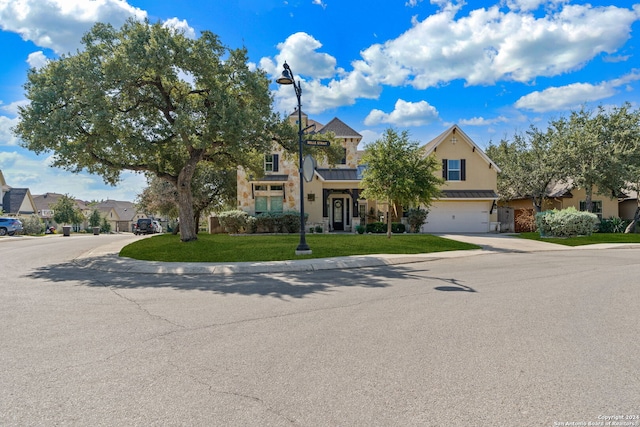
<box><xmin>254</xmin><ymin>184</ymin><xmax>284</xmax><ymax>215</ymax></box>
<box><xmin>442</xmin><ymin>159</ymin><xmax>466</xmax><ymax>181</ymax></box>
<box><xmin>579</xmin><ymin>200</ymin><xmax>603</xmax><ymax>219</ymax></box>
<box><xmin>339</xmin><ymin>147</ymin><xmax>347</xmax><ymax>165</ymax></box>
<box><xmin>264</xmin><ymin>154</ymin><xmax>279</xmax><ymax>172</ymax></box>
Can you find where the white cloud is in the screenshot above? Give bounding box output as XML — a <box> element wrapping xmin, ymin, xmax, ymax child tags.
<box><xmin>162</xmin><ymin>17</ymin><xmax>196</xmax><ymax>39</ymax></box>
<box><xmin>0</xmin><ymin>0</ymin><xmax>147</xmax><ymax>54</ymax></box>
<box><xmin>352</xmin><ymin>2</ymin><xmax>640</xmax><ymax>89</ymax></box>
<box><xmin>1</xmin><ymin>100</ymin><xmax>29</xmax><ymax>116</ymax></box>
<box><xmin>357</xmin><ymin>129</ymin><xmax>382</xmax><ymax>149</ymax></box>
<box><xmin>0</xmin><ymin>116</ymin><xmax>20</xmax><ymax>147</ymax></box>
<box><xmin>262</xmin><ymin>32</ymin><xmax>338</xmax><ymax>79</ymax></box>
<box><xmin>27</xmin><ymin>51</ymin><xmax>49</xmax><ymax>69</ymax></box>
<box><xmin>364</xmin><ymin>99</ymin><xmax>439</xmax><ymax>126</ymax></box>
<box><xmin>312</xmin><ymin>0</ymin><xmax>327</xmax><ymax>9</ymax></box>
<box><xmin>459</xmin><ymin>116</ymin><xmax>509</xmax><ymax>126</ymax></box>
<box><xmin>0</xmin><ymin>150</ymin><xmax>147</xmax><ymax>201</ymax></box>
<box><xmin>264</xmin><ymin>32</ymin><xmax>380</xmax><ymax>114</ymax></box>
<box><xmin>515</xmin><ymin>71</ymin><xmax>640</xmax><ymax>112</ymax></box>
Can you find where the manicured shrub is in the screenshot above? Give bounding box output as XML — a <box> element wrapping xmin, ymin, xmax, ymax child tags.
<box><xmin>391</xmin><ymin>222</ymin><xmax>406</xmax><ymax>233</ymax></box>
<box><xmin>217</xmin><ymin>210</ymin><xmax>251</xmax><ymax>233</ymax></box>
<box><xmin>280</xmin><ymin>211</ymin><xmax>302</xmax><ymax>233</ymax></box>
<box><xmin>314</xmin><ymin>225</ymin><xmax>323</xmax><ymax>233</ymax></box>
<box><xmin>406</xmin><ymin>207</ymin><xmax>428</xmax><ymax>233</ymax></box>
<box><xmin>355</xmin><ymin>225</ymin><xmax>365</xmax><ymax>234</ymax></box>
<box><xmin>20</xmin><ymin>214</ymin><xmax>44</xmax><ymax>235</ymax></box>
<box><xmin>365</xmin><ymin>222</ymin><xmax>386</xmax><ymax>233</ymax></box>
<box><xmin>535</xmin><ymin>207</ymin><xmax>599</xmax><ymax>237</ymax></box>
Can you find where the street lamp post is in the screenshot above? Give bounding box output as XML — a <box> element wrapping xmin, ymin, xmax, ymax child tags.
<box><xmin>277</xmin><ymin>62</ymin><xmax>311</xmax><ymax>255</ymax></box>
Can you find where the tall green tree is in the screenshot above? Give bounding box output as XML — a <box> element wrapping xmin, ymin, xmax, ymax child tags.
<box><xmin>52</xmin><ymin>194</ymin><xmax>83</xmax><ymax>227</ymax></box>
<box><xmin>15</xmin><ymin>19</ymin><xmax>292</xmax><ymax>242</ymax></box>
<box><xmin>360</xmin><ymin>128</ymin><xmax>443</xmax><ymax>238</ymax></box>
<box><xmin>486</xmin><ymin>124</ymin><xmax>568</xmax><ymax>212</ymax></box>
<box><xmin>557</xmin><ymin>104</ymin><xmax>640</xmax><ymax>213</ymax></box>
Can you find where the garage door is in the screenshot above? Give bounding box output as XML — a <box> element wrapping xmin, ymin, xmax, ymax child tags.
<box><xmin>421</xmin><ymin>201</ymin><xmax>491</xmax><ymax>233</ymax></box>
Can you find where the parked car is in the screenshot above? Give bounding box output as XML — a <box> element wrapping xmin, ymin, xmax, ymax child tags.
<box><xmin>0</xmin><ymin>217</ymin><xmax>24</xmax><ymax>236</ymax></box>
<box><xmin>134</xmin><ymin>218</ymin><xmax>154</xmax><ymax>235</ymax></box>
<box><xmin>151</xmin><ymin>220</ymin><xmax>162</xmax><ymax>233</ymax></box>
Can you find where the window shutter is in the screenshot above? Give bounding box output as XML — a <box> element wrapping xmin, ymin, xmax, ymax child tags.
<box><xmin>273</xmin><ymin>154</ymin><xmax>279</xmax><ymax>172</ymax></box>
<box><xmin>442</xmin><ymin>159</ymin><xmax>448</xmax><ymax>179</ymax></box>
<box><xmin>461</xmin><ymin>159</ymin><xmax>466</xmax><ymax>181</ymax></box>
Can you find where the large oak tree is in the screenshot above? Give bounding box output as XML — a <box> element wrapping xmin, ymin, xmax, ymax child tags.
<box><xmin>15</xmin><ymin>19</ymin><xmax>293</xmax><ymax>242</ymax></box>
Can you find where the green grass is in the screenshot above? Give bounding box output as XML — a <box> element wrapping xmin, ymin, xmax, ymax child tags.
<box><xmin>518</xmin><ymin>232</ymin><xmax>640</xmax><ymax>246</ymax></box>
<box><xmin>119</xmin><ymin>233</ymin><xmax>481</xmax><ymax>262</ymax></box>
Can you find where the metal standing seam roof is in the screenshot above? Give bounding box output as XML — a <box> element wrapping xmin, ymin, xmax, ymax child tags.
<box><xmin>252</xmin><ymin>174</ymin><xmax>289</xmax><ymax>182</ymax></box>
<box><xmin>315</xmin><ymin>168</ymin><xmax>359</xmax><ymax>181</ymax></box>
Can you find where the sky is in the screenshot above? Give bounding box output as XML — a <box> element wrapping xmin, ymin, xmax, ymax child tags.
<box><xmin>1</xmin><ymin>0</ymin><xmax>639</xmax><ymax>202</ymax></box>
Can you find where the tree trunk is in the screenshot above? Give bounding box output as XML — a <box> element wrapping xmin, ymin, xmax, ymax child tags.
<box><xmin>584</xmin><ymin>186</ymin><xmax>593</xmax><ymax>214</ymax></box>
<box><xmin>624</xmin><ymin>206</ymin><xmax>640</xmax><ymax>234</ymax></box>
<box><xmin>175</xmin><ymin>152</ymin><xmax>201</xmax><ymax>242</ymax></box>
<box><xmin>387</xmin><ymin>199</ymin><xmax>393</xmax><ymax>239</ymax></box>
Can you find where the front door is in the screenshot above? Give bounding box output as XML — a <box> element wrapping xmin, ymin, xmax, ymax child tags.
<box><xmin>333</xmin><ymin>198</ymin><xmax>344</xmax><ymax>231</ymax></box>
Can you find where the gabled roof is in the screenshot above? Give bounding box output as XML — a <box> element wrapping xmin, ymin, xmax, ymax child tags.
<box><xmin>2</xmin><ymin>188</ymin><xmax>36</xmax><ymax>214</ymax></box>
<box><xmin>94</xmin><ymin>199</ymin><xmax>138</xmax><ymax>221</ymax></box>
<box><xmin>422</xmin><ymin>125</ymin><xmax>501</xmax><ymax>173</ymax></box>
<box><xmin>319</xmin><ymin>118</ymin><xmax>362</xmax><ymax>138</ymax></box>
<box><xmin>33</xmin><ymin>193</ymin><xmax>88</xmax><ymax>212</ymax></box>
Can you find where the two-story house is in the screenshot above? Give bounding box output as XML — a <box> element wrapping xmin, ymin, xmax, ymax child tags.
<box><xmin>236</xmin><ymin>116</ymin><xmax>501</xmax><ymax>233</ymax></box>
<box><xmin>237</xmin><ymin>110</ymin><xmax>363</xmax><ymax>232</ymax></box>
<box><xmin>419</xmin><ymin>125</ymin><xmax>500</xmax><ymax>233</ymax></box>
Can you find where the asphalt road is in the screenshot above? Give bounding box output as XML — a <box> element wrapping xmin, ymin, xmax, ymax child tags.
<box><xmin>1</xmin><ymin>234</ymin><xmax>639</xmax><ymax>426</ymax></box>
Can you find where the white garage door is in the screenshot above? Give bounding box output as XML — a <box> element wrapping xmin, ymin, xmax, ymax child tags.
<box><xmin>421</xmin><ymin>201</ymin><xmax>491</xmax><ymax>233</ymax></box>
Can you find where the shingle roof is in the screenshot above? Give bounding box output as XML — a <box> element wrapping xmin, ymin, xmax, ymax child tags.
<box><xmin>319</xmin><ymin>118</ymin><xmax>362</xmax><ymax>138</ymax></box>
<box><xmin>94</xmin><ymin>199</ymin><xmax>138</xmax><ymax>221</ymax></box>
<box><xmin>2</xmin><ymin>188</ymin><xmax>30</xmax><ymax>214</ymax></box>
<box><xmin>441</xmin><ymin>190</ymin><xmax>499</xmax><ymax>199</ymax></box>
<box><xmin>316</xmin><ymin>168</ymin><xmax>359</xmax><ymax>181</ymax></box>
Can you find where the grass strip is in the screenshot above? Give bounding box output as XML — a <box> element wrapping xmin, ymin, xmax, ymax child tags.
<box><xmin>119</xmin><ymin>233</ymin><xmax>480</xmax><ymax>262</ymax></box>
<box><xmin>517</xmin><ymin>232</ymin><xmax>640</xmax><ymax>246</ymax></box>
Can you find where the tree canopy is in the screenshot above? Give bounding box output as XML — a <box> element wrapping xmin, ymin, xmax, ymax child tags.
<box><xmin>486</xmin><ymin>124</ymin><xmax>567</xmax><ymax>212</ymax></box>
<box><xmin>488</xmin><ymin>103</ymin><xmax>640</xmax><ymax>215</ymax></box>
<box><xmin>360</xmin><ymin>128</ymin><xmax>443</xmax><ymax>238</ymax></box>
<box><xmin>15</xmin><ymin>18</ymin><xmax>293</xmax><ymax>242</ymax></box>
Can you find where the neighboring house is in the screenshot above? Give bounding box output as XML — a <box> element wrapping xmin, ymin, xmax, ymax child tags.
<box><xmin>419</xmin><ymin>125</ymin><xmax>500</xmax><ymax>233</ymax></box>
<box><xmin>33</xmin><ymin>193</ymin><xmax>90</xmax><ymax>230</ymax></box>
<box><xmin>93</xmin><ymin>199</ymin><xmax>146</xmax><ymax>232</ymax></box>
<box><xmin>2</xmin><ymin>188</ymin><xmax>37</xmax><ymax>215</ymax></box>
<box><xmin>500</xmin><ymin>180</ymin><xmax>620</xmax><ymax>231</ymax></box>
<box><xmin>237</xmin><ymin>115</ymin><xmax>501</xmax><ymax>233</ymax></box>
<box><xmin>34</xmin><ymin>194</ymin><xmax>145</xmax><ymax>232</ymax></box>
<box><xmin>0</xmin><ymin>170</ymin><xmax>37</xmax><ymax>215</ymax></box>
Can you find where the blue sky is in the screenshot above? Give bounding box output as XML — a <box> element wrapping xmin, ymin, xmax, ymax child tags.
<box><xmin>1</xmin><ymin>0</ymin><xmax>639</xmax><ymax>202</ymax></box>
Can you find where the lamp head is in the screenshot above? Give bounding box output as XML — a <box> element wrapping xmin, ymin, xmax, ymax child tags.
<box><xmin>276</xmin><ymin>62</ymin><xmax>294</xmax><ymax>85</ymax></box>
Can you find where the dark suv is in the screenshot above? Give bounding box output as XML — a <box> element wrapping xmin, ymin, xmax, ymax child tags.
<box><xmin>134</xmin><ymin>218</ymin><xmax>154</xmax><ymax>235</ymax></box>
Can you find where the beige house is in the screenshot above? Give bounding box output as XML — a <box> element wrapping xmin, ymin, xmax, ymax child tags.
<box><xmin>237</xmin><ymin>111</ymin><xmax>363</xmax><ymax>232</ymax></box>
<box><xmin>237</xmin><ymin>116</ymin><xmax>502</xmax><ymax>233</ymax></box>
<box><xmin>1</xmin><ymin>170</ymin><xmax>37</xmax><ymax>216</ymax></box>
<box><xmin>419</xmin><ymin>125</ymin><xmax>500</xmax><ymax>233</ymax></box>
<box><xmin>500</xmin><ymin>180</ymin><xmax>621</xmax><ymax>232</ymax></box>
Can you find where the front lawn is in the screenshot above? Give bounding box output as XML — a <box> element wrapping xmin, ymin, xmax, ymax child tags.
<box><xmin>119</xmin><ymin>233</ymin><xmax>480</xmax><ymax>262</ymax></box>
<box><xmin>518</xmin><ymin>232</ymin><xmax>640</xmax><ymax>246</ymax></box>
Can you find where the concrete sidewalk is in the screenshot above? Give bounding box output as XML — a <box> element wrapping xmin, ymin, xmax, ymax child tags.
<box><xmin>74</xmin><ymin>232</ymin><xmax>635</xmax><ymax>276</ymax></box>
